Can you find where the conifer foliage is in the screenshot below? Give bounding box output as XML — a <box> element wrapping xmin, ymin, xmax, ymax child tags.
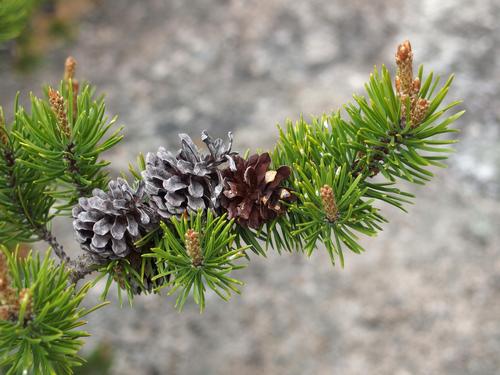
<box><xmin>0</xmin><ymin>41</ymin><xmax>462</xmax><ymax>373</ymax></box>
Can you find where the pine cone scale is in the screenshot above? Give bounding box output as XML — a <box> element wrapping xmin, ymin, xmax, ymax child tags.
<box><xmin>92</xmin><ymin>217</ymin><xmax>112</xmax><ymax>236</ymax></box>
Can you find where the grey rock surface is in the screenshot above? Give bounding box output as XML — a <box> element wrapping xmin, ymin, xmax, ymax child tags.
<box><xmin>1</xmin><ymin>0</ymin><xmax>499</xmax><ymax>374</ymax></box>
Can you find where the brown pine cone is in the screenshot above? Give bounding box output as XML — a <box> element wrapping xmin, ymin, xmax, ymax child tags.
<box><xmin>221</xmin><ymin>153</ymin><xmax>296</xmax><ymax>229</ymax></box>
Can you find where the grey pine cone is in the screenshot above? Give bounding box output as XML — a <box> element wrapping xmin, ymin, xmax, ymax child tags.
<box><xmin>72</xmin><ymin>178</ymin><xmax>157</xmax><ymax>260</ymax></box>
<box><xmin>142</xmin><ymin>130</ymin><xmax>236</xmax><ymax>218</ymax></box>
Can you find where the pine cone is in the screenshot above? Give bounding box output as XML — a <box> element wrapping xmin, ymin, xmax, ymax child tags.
<box><xmin>221</xmin><ymin>153</ymin><xmax>296</xmax><ymax>229</ymax></box>
<box><xmin>72</xmin><ymin>178</ymin><xmax>157</xmax><ymax>260</ymax></box>
<box><xmin>142</xmin><ymin>130</ymin><xmax>236</xmax><ymax>218</ymax></box>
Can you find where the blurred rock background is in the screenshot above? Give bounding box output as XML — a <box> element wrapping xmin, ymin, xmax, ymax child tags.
<box><xmin>1</xmin><ymin>0</ymin><xmax>499</xmax><ymax>374</ymax></box>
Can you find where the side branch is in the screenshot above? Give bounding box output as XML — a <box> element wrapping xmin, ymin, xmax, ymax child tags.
<box><xmin>67</xmin><ymin>253</ymin><xmax>99</xmax><ymax>284</ymax></box>
<box><xmin>351</xmin><ymin>129</ymin><xmax>401</xmax><ymax>178</ymax></box>
<box><xmin>36</xmin><ymin>226</ymin><xmax>70</xmax><ymax>263</ymax></box>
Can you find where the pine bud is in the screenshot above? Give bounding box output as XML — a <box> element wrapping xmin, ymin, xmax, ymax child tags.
<box><xmin>64</xmin><ymin>56</ymin><xmax>77</xmax><ymax>81</ymax></box>
<box><xmin>185</xmin><ymin>229</ymin><xmax>203</xmax><ymax>267</ymax></box>
<box><xmin>48</xmin><ymin>88</ymin><xmax>71</xmax><ymax>138</ymax></box>
<box><xmin>412</xmin><ymin>77</ymin><xmax>421</xmax><ymax>95</ymax></box>
<box><xmin>395</xmin><ymin>40</ymin><xmax>414</xmax><ymax>97</ymax></box>
<box><xmin>63</xmin><ymin>57</ymin><xmax>79</xmax><ymax>118</ymax></box>
<box><xmin>411</xmin><ymin>98</ymin><xmax>430</xmax><ymax>127</ymax></box>
<box><xmin>320</xmin><ymin>184</ymin><xmax>339</xmax><ymax>222</ymax></box>
<box><xmin>395</xmin><ymin>76</ymin><xmax>401</xmax><ymax>93</ymax></box>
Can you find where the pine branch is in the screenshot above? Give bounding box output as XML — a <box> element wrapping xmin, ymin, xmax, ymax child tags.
<box><xmin>0</xmin><ymin>248</ymin><xmax>107</xmax><ymax>373</ymax></box>
<box><xmin>0</xmin><ymin>38</ymin><xmax>465</xmax><ymax>374</ymax></box>
<box><xmin>269</xmin><ymin>42</ymin><xmax>462</xmax><ymax>262</ymax></box>
<box><xmin>67</xmin><ymin>253</ymin><xmax>99</xmax><ymax>284</ymax></box>
<box><xmin>13</xmin><ymin>62</ymin><xmax>123</xmax><ymax>213</ymax></box>
<box><xmin>0</xmin><ymin>111</ymin><xmax>54</xmax><ymax>245</ymax></box>
<box><xmin>36</xmin><ymin>226</ymin><xmax>69</xmax><ymax>264</ymax></box>
<box><xmin>64</xmin><ymin>141</ymin><xmax>91</xmax><ymax>197</ymax></box>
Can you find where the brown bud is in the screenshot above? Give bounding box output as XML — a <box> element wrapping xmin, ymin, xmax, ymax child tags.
<box><xmin>412</xmin><ymin>77</ymin><xmax>421</xmax><ymax>95</ymax></box>
<box><xmin>395</xmin><ymin>76</ymin><xmax>401</xmax><ymax>93</ymax></box>
<box><xmin>64</xmin><ymin>56</ymin><xmax>77</xmax><ymax>81</ymax></box>
<box><xmin>63</xmin><ymin>57</ymin><xmax>79</xmax><ymax>119</ymax></box>
<box><xmin>48</xmin><ymin>88</ymin><xmax>71</xmax><ymax>138</ymax></box>
<box><xmin>411</xmin><ymin>98</ymin><xmax>430</xmax><ymax>128</ymax></box>
<box><xmin>395</xmin><ymin>40</ymin><xmax>414</xmax><ymax>97</ymax></box>
<box><xmin>395</xmin><ymin>40</ymin><xmax>412</xmax><ymax>64</ymax></box>
<box><xmin>185</xmin><ymin>229</ymin><xmax>203</xmax><ymax>267</ymax></box>
<box><xmin>320</xmin><ymin>184</ymin><xmax>339</xmax><ymax>222</ymax></box>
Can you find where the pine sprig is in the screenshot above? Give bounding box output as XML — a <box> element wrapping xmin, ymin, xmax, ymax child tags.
<box><xmin>347</xmin><ymin>67</ymin><xmax>462</xmax><ymax>184</ymax></box>
<box><xmin>270</xmin><ymin>57</ymin><xmax>462</xmax><ymax>264</ymax></box>
<box><xmin>289</xmin><ymin>162</ymin><xmax>385</xmax><ymax>265</ymax></box>
<box><xmin>145</xmin><ymin>210</ymin><xmax>248</xmax><ymax>311</ymax></box>
<box><xmin>13</xmin><ymin>81</ymin><xmax>123</xmax><ymax>211</ymax></box>
<box><xmin>0</xmin><ymin>248</ymin><xmax>108</xmax><ymax>374</ymax></box>
<box><xmin>0</xmin><ymin>99</ymin><xmax>55</xmax><ymax>245</ymax></box>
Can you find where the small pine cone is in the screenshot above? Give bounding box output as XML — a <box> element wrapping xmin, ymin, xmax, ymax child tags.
<box><xmin>320</xmin><ymin>185</ymin><xmax>339</xmax><ymax>222</ymax></box>
<box><xmin>410</xmin><ymin>98</ymin><xmax>430</xmax><ymax>128</ymax></box>
<box><xmin>48</xmin><ymin>88</ymin><xmax>71</xmax><ymax>138</ymax></box>
<box><xmin>395</xmin><ymin>40</ymin><xmax>414</xmax><ymax>96</ymax></box>
<box><xmin>64</xmin><ymin>56</ymin><xmax>79</xmax><ymax>117</ymax></box>
<box><xmin>185</xmin><ymin>229</ymin><xmax>203</xmax><ymax>266</ymax></box>
<box><xmin>142</xmin><ymin>131</ymin><xmax>236</xmax><ymax>218</ymax></box>
<box><xmin>72</xmin><ymin>178</ymin><xmax>157</xmax><ymax>261</ymax></box>
<box><xmin>221</xmin><ymin>153</ymin><xmax>296</xmax><ymax>229</ymax></box>
<box><xmin>64</xmin><ymin>56</ymin><xmax>77</xmax><ymax>81</ymax></box>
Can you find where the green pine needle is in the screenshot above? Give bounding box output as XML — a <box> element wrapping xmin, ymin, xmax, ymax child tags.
<box><xmin>0</xmin><ymin>247</ymin><xmax>108</xmax><ymax>374</ymax></box>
